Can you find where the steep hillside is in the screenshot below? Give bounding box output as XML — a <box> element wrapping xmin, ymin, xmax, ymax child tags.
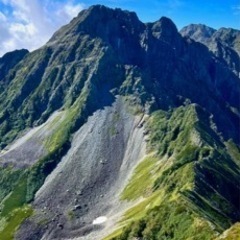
<box><xmin>0</xmin><ymin>5</ymin><xmax>239</xmax><ymax>240</ymax></box>
<box><xmin>0</xmin><ymin>49</ymin><xmax>29</xmax><ymax>92</ymax></box>
<box><xmin>108</xmin><ymin>104</ymin><xmax>240</xmax><ymax>240</ymax></box>
<box><xmin>16</xmin><ymin>97</ymin><xmax>146</xmax><ymax>240</ymax></box>
<box><xmin>179</xmin><ymin>24</ymin><xmax>217</xmax><ymax>45</ymax></box>
<box><xmin>180</xmin><ymin>24</ymin><xmax>240</xmax><ymax>76</ymax></box>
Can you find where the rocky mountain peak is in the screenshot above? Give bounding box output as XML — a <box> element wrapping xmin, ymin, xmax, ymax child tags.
<box><xmin>180</xmin><ymin>24</ymin><xmax>240</xmax><ymax>54</ymax></box>
<box><xmin>152</xmin><ymin>16</ymin><xmax>179</xmax><ymax>37</ymax></box>
<box><xmin>180</xmin><ymin>24</ymin><xmax>240</xmax><ymax>75</ymax></box>
<box><xmin>212</xmin><ymin>27</ymin><xmax>240</xmax><ymax>54</ymax></box>
<box><xmin>78</xmin><ymin>5</ymin><xmax>144</xmax><ymax>41</ymax></box>
<box><xmin>180</xmin><ymin>24</ymin><xmax>216</xmax><ymax>41</ymax></box>
<box><xmin>85</xmin><ymin>4</ymin><xmax>139</xmax><ymax>21</ymax></box>
<box><xmin>49</xmin><ymin>5</ymin><xmax>144</xmax><ymax>45</ymax></box>
<box><xmin>77</xmin><ymin>4</ymin><xmax>141</xmax><ymax>27</ymax></box>
<box><xmin>150</xmin><ymin>16</ymin><xmax>182</xmax><ymax>53</ymax></box>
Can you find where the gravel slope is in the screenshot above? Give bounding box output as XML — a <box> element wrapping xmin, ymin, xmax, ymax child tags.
<box><xmin>0</xmin><ymin>111</ymin><xmax>65</xmax><ymax>168</ymax></box>
<box><xmin>16</xmin><ymin>97</ymin><xmax>146</xmax><ymax>240</ymax></box>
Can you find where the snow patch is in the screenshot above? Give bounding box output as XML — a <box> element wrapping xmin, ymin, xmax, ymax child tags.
<box><xmin>92</xmin><ymin>216</ymin><xmax>107</xmax><ymax>225</ymax></box>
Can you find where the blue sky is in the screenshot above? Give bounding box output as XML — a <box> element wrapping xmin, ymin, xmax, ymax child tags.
<box><xmin>88</xmin><ymin>0</ymin><xmax>240</xmax><ymax>29</ymax></box>
<box><xmin>0</xmin><ymin>0</ymin><xmax>239</xmax><ymax>56</ymax></box>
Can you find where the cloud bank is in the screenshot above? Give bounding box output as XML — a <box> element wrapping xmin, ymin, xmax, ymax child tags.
<box><xmin>0</xmin><ymin>0</ymin><xmax>85</xmax><ymax>56</ymax></box>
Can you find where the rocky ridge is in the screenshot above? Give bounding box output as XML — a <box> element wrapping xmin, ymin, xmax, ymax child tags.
<box><xmin>180</xmin><ymin>24</ymin><xmax>240</xmax><ymax>76</ymax></box>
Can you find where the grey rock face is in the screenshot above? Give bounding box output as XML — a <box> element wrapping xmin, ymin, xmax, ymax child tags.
<box><xmin>180</xmin><ymin>24</ymin><xmax>240</xmax><ymax>75</ymax></box>
<box><xmin>180</xmin><ymin>24</ymin><xmax>216</xmax><ymax>44</ymax></box>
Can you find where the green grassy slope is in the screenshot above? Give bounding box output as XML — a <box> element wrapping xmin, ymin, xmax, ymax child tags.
<box><xmin>106</xmin><ymin>104</ymin><xmax>240</xmax><ymax>240</ymax></box>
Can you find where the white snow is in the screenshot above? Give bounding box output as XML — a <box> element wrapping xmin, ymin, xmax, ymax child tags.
<box><xmin>92</xmin><ymin>216</ymin><xmax>107</xmax><ymax>225</ymax></box>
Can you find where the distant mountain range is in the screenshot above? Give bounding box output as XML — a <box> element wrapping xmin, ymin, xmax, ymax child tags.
<box><xmin>0</xmin><ymin>5</ymin><xmax>239</xmax><ymax>240</ymax></box>
<box><xmin>180</xmin><ymin>24</ymin><xmax>240</xmax><ymax>76</ymax></box>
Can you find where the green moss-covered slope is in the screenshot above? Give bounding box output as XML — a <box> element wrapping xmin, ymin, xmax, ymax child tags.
<box><xmin>107</xmin><ymin>104</ymin><xmax>240</xmax><ymax>240</ymax></box>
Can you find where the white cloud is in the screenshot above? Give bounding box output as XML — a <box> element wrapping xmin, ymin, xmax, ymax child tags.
<box><xmin>62</xmin><ymin>3</ymin><xmax>84</xmax><ymax>18</ymax></box>
<box><xmin>3</xmin><ymin>39</ymin><xmax>15</xmax><ymax>50</ymax></box>
<box><xmin>9</xmin><ymin>22</ymin><xmax>37</xmax><ymax>39</ymax></box>
<box><xmin>0</xmin><ymin>0</ymin><xmax>85</xmax><ymax>57</ymax></box>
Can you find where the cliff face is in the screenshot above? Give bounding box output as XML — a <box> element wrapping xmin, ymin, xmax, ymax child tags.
<box><xmin>0</xmin><ymin>5</ymin><xmax>239</xmax><ymax>240</ymax></box>
<box><xmin>180</xmin><ymin>24</ymin><xmax>240</xmax><ymax>76</ymax></box>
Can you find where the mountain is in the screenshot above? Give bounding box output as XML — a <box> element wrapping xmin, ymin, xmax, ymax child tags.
<box><xmin>0</xmin><ymin>49</ymin><xmax>29</xmax><ymax>92</ymax></box>
<box><xmin>180</xmin><ymin>24</ymin><xmax>217</xmax><ymax>44</ymax></box>
<box><xmin>0</xmin><ymin>5</ymin><xmax>239</xmax><ymax>240</ymax></box>
<box><xmin>180</xmin><ymin>24</ymin><xmax>240</xmax><ymax>76</ymax></box>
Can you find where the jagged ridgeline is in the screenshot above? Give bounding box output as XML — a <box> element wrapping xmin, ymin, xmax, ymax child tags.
<box><xmin>180</xmin><ymin>24</ymin><xmax>240</xmax><ymax>76</ymax></box>
<box><xmin>0</xmin><ymin>5</ymin><xmax>239</xmax><ymax>240</ymax></box>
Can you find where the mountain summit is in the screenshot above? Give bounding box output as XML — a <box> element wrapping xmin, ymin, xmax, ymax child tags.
<box><xmin>180</xmin><ymin>24</ymin><xmax>240</xmax><ymax>75</ymax></box>
<box><xmin>0</xmin><ymin>5</ymin><xmax>239</xmax><ymax>240</ymax></box>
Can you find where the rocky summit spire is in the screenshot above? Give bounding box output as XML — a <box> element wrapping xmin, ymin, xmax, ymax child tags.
<box><xmin>151</xmin><ymin>16</ymin><xmax>182</xmax><ymax>52</ymax></box>
<box><xmin>152</xmin><ymin>17</ymin><xmax>179</xmax><ymax>39</ymax></box>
